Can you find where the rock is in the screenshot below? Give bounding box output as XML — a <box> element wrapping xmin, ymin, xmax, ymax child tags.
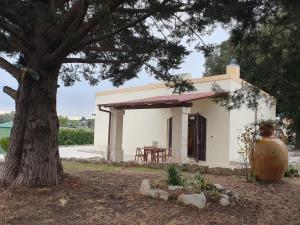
<box><xmin>219</xmin><ymin>194</ymin><xmax>230</xmax><ymax>200</ymax></box>
<box><xmin>231</xmin><ymin>191</ymin><xmax>240</xmax><ymax>200</ymax></box>
<box><xmin>213</xmin><ymin>184</ymin><xmax>225</xmax><ymax>191</ymax></box>
<box><xmin>219</xmin><ymin>194</ymin><xmax>230</xmax><ymax>206</ymax></box>
<box><xmin>168</xmin><ymin>185</ymin><xmax>184</xmax><ymax>191</ymax></box>
<box><xmin>224</xmin><ymin>190</ymin><xmax>240</xmax><ymax>200</ymax></box>
<box><xmin>178</xmin><ymin>193</ymin><xmax>206</xmax><ymax>209</ymax></box>
<box><xmin>185</xmin><ymin>185</ymin><xmax>193</xmax><ymax>191</ymax></box>
<box><xmin>233</xmin><ymin>167</ymin><xmax>247</xmax><ymax>176</ymax></box>
<box><xmin>219</xmin><ymin>197</ymin><xmax>230</xmax><ymax>206</ymax></box>
<box><xmin>208</xmin><ymin>167</ymin><xmax>234</xmax><ymax>176</ymax></box>
<box><xmin>140</xmin><ymin>179</ymin><xmax>169</xmax><ymax>201</ymax></box>
<box><xmin>148</xmin><ymin>189</ymin><xmax>169</xmax><ymax>201</ymax></box>
<box><xmin>59</xmin><ymin>197</ymin><xmax>69</xmax><ymax>207</ymax></box>
<box><xmin>140</xmin><ymin>179</ymin><xmax>151</xmax><ymax>195</ymax></box>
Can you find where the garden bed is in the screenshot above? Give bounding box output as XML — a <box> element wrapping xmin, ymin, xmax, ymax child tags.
<box><xmin>0</xmin><ymin>161</ymin><xmax>299</xmax><ymax>225</ymax></box>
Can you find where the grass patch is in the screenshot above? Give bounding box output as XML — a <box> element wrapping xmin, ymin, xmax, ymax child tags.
<box><xmin>126</xmin><ymin>166</ymin><xmax>162</xmax><ymax>173</ymax></box>
<box><xmin>62</xmin><ymin>161</ymin><xmax>119</xmax><ymax>172</ymax></box>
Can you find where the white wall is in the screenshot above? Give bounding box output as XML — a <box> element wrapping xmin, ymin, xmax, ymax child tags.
<box><xmin>228</xmin><ymin>80</ymin><xmax>276</xmax><ymax>162</ymax></box>
<box><xmin>191</xmin><ymin>99</ymin><xmax>230</xmax><ymax>167</ymax></box>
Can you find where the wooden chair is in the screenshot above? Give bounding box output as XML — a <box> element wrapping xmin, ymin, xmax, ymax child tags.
<box><xmin>135</xmin><ymin>147</ymin><xmax>144</xmax><ymax>162</ymax></box>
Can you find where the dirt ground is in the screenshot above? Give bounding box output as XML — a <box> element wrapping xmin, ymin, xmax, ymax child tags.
<box><xmin>0</xmin><ymin>162</ymin><xmax>300</xmax><ymax>225</ymax></box>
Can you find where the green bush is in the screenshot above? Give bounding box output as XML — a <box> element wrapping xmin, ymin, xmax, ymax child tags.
<box><xmin>58</xmin><ymin>128</ymin><xmax>94</xmax><ymax>146</ymax></box>
<box><xmin>166</xmin><ymin>164</ymin><xmax>184</xmax><ymax>186</ymax></box>
<box><xmin>284</xmin><ymin>163</ymin><xmax>299</xmax><ymax>178</ymax></box>
<box><xmin>191</xmin><ymin>171</ymin><xmax>210</xmax><ymax>192</ymax></box>
<box><xmin>0</xmin><ymin>137</ymin><xmax>10</xmax><ymax>153</ymax></box>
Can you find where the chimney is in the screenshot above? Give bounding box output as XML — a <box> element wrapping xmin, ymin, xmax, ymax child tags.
<box><xmin>226</xmin><ymin>59</ymin><xmax>240</xmax><ymax>79</ymax></box>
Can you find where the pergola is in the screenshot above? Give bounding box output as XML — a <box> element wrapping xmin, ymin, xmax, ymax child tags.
<box><xmin>98</xmin><ymin>91</ymin><xmax>220</xmax><ymax>163</ymax></box>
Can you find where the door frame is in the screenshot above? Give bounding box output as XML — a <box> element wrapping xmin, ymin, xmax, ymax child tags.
<box><xmin>188</xmin><ymin>113</ymin><xmax>206</xmax><ymax>162</ymax></box>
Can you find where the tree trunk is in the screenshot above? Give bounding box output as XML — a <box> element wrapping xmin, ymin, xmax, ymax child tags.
<box><xmin>295</xmin><ymin>125</ymin><xmax>300</xmax><ymax>150</ymax></box>
<box><xmin>0</xmin><ymin>68</ymin><xmax>63</xmax><ymax>186</ymax></box>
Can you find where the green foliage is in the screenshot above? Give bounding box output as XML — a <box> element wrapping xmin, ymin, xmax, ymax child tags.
<box><xmin>0</xmin><ymin>137</ymin><xmax>10</xmax><ymax>153</ymax></box>
<box><xmin>166</xmin><ymin>164</ymin><xmax>184</xmax><ymax>186</ymax></box>
<box><xmin>237</xmin><ymin>124</ymin><xmax>257</xmax><ymax>182</ymax></box>
<box><xmin>58</xmin><ymin>129</ymin><xmax>94</xmax><ymax>146</ymax></box>
<box><xmin>0</xmin><ymin>112</ymin><xmax>14</xmax><ymax>124</ymax></box>
<box><xmin>284</xmin><ymin>164</ymin><xmax>299</xmax><ymax>178</ymax></box>
<box><xmin>204</xmin><ymin>6</ymin><xmax>300</xmax><ymax>146</ymax></box>
<box><xmin>191</xmin><ymin>171</ymin><xmax>209</xmax><ymax>192</ymax></box>
<box><xmin>58</xmin><ymin>115</ymin><xmax>69</xmax><ymax>127</ymax></box>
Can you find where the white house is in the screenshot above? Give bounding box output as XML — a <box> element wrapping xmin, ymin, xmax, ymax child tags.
<box><xmin>94</xmin><ymin>63</ymin><xmax>276</xmax><ymax>167</ymax></box>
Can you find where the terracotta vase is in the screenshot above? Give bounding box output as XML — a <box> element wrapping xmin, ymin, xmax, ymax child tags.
<box><xmin>253</xmin><ymin>136</ymin><xmax>288</xmax><ymax>182</ymax></box>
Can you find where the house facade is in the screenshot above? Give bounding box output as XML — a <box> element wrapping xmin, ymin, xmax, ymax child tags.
<box><xmin>94</xmin><ymin>64</ymin><xmax>276</xmax><ymax>167</ymax></box>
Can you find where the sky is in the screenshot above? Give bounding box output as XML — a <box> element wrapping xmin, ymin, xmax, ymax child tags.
<box><xmin>0</xmin><ymin>27</ymin><xmax>229</xmax><ymax>118</ymax></box>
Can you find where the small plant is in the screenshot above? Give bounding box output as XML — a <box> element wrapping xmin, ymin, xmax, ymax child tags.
<box><xmin>0</xmin><ymin>137</ymin><xmax>10</xmax><ymax>153</ymax></box>
<box><xmin>284</xmin><ymin>163</ymin><xmax>299</xmax><ymax>178</ymax></box>
<box><xmin>237</xmin><ymin>124</ymin><xmax>257</xmax><ymax>182</ymax></box>
<box><xmin>166</xmin><ymin>164</ymin><xmax>184</xmax><ymax>186</ymax></box>
<box><xmin>191</xmin><ymin>171</ymin><xmax>209</xmax><ymax>192</ymax></box>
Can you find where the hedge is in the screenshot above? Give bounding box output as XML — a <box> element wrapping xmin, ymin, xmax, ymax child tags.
<box><xmin>0</xmin><ymin>137</ymin><xmax>9</xmax><ymax>153</ymax></box>
<box><xmin>58</xmin><ymin>128</ymin><xmax>94</xmax><ymax>145</ymax></box>
<box><xmin>0</xmin><ymin>129</ymin><xmax>94</xmax><ymax>151</ymax></box>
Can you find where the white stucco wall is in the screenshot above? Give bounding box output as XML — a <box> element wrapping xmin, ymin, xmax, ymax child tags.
<box><xmin>228</xmin><ymin>80</ymin><xmax>276</xmax><ymax>162</ymax></box>
<box><xmin>191</xmin><ymin>99</ymin><xmax>230</xmax><ymax>167</ymax></box>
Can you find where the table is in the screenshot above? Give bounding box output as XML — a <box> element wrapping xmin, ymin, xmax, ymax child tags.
<box><xmin>142</xmin><ymin>146</ymin><xmax>167</xmax><ymax>162</ymax></box>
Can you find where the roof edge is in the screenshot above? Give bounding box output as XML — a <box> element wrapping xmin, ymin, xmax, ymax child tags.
<box><xmin>96</xmin><ymin>73</ymin><xmax>233</xmax><ymax>97</ymax></box>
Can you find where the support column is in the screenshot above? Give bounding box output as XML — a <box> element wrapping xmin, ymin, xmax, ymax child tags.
<box><xmin>109</xmin><ymin>108</ymin><xmax>125</xmax><ymax>162</ymax></box>
<box><xmin>171</xmin><ymin>107</ymin><xmax>190</xmax><ymax>163</ymax></box>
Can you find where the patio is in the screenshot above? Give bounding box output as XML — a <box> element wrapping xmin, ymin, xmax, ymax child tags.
<box><xmin>98</xmin><ymin>92</ymin><xmax>220</xmax><ymax>164</ymax></box>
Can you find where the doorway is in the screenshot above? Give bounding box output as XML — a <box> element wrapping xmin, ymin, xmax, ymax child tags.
<box><xmin>188</xmin><ymin>114</ymin><xmax>206</xmax><ymax>161</ymax></box>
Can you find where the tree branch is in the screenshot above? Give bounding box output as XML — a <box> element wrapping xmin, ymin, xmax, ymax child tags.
<box><xmin>75</xmin><ymin>0</ymin><xmax>171</xmax><ymax>48</ymax></box>
<box><xmin>0</xmin><ymin>2</ymin><xmax>29</xmax><ymax>31</ymax></box>
<box><xmin>63</xmin><ymin>58</ymin><xmax>135</xmax><ymax>64</ymax></box>
<box><xmin>3</xmin><ymin>86</ymin><xmax>17</xmax><ymax>100</ymax></box>
<box><xmin>44</xmin><ymin>0</ymin><xmax>170</xmax><ymax>66</ymax></box>
<box><xmin>0</xmin><ymin>57</ymin><xmax>21</xmax><ymax>80</ymax></box>
<box><xmin>0</xmin><ymin>18</ymin><xmax>30</xmax><ymax>49</ymax></box>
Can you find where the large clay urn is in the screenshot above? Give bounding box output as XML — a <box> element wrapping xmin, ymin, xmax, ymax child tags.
<box><xmin>253</xmin><ymin>122</ymin><xmax>288</xmax><ymax>182</ymax></box>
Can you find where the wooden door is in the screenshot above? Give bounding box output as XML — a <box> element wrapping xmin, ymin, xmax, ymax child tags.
<box><xmin>196</xmin><ymin>114</ymin><xmax>206</xmax><ymax>161</ymax></box>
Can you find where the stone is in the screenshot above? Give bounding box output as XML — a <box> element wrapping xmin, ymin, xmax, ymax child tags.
<box><xmin>233</xmin><ymin>167</ymin><xmax>247</xmax><ymax>176</ymax></box>
<box><xmin>219</xmin><ymin>194</ymin><xmax>230</xmax><ymax>206</ymax></box>
<box><xmin>148</xmin><ymin>189</ymin><xmax>169</xmax><ymax>201</ymax></box>
<box><xmin>168</xmin><ymin>185</ymin><xmax>184</xmax><ymax>191</ymax></box>
<box><xmin>231</xmin><ymin>191</ymin><xmax>240</xmax><ymax>200</ymax></box>
<box><xmin>219</xmin><ymin>197</ymin><xmax>230</xmax><ymax>206</ymax></box>
<box><xmin>213</xmin><ymin>184</ymin><xmax>225</xmax><ymax>191</ymax></box>
<box><xmin>208</xmin><ymin>167</ymin><xmax>234</xmax><ymax>176</ymax></box>
<box><xmin>219</xmin><ymin>194</ymin><xmax>230</xmax><ymax>200</ymax></box>
<box><xmin>139</xmin><ymin>179</ymin><xmax>169</xmax><ymax>201</ymax></box>
<box><xmin>224</xmin><ymin>190</ymin><xmax>240</xmax><ymax>200</ymax></box>
<box><xmin>178</xmin><ymin>193</ymin><xmax>206</xmax><ymax>209</ymax></box>
<box><xmin>59</xmin><ymin>198</ymin><xmax>69</xmax><ymax>207</ymax></box>
<box><xmin>140</xmin><ymin>179</ymin><xmax>151</xmax><ymax>195</ymax></box>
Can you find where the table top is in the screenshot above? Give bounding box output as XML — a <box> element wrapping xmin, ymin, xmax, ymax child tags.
<box><xmin>143</xmin><ymin>146</ymin><xmax>166</xmax><ymax>151</ymax></box>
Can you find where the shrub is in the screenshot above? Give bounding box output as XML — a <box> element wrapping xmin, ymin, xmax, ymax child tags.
<box><xmin>166</xmin><ymin>164</ymin><xmax>184</xmax><ymax>186</ymax></box>
<box><xmin>58</xmin><ymin>128</ymin><xmax>94</xmax><ymax>145</ymax></box>
<box><xmin>0</xmin><ymin>137</ymin><xmax>10</xmax><ymax>153</ymax></box>
<box><xmin>284</xmin><ymin>164</ymin><xmax>299</xmax><ymax>178</ymax></box>
<box><xmin>191</xmin><ymin>171</ymin><xmax>209</xmax><ymax>192</ymax></box>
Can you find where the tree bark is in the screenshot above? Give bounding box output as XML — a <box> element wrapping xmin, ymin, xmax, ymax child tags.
<box><xmin>295</xmin><ymin>125</ymin><xmax>300</xmax><ymax>150</ymax></box>
<box><xmin>0</xmin><ymin>68</ymin><xmax>63</xmax><ymax>187</ymax></box>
